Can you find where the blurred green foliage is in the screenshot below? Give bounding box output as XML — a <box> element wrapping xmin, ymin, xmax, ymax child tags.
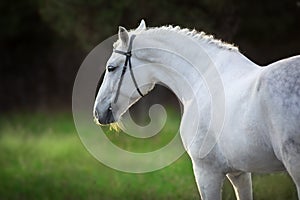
<box><xmin>0</xmin><ymin>112</ymin><xmax>298</xmax><ymax>199</ymax></box>
<box><xmin>1</xmin><ymin>0</ymin><xmax>299</xmax><ymax>50</ymax></box>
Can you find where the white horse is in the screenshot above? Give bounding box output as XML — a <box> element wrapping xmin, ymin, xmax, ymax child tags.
<box><xmin>94</xmin><ymin>20</ymin><xmax>300</xmax><ymax>200</ymax></box>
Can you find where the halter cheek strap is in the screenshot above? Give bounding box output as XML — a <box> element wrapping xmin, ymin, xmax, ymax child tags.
<box><xmin>113</xmin><ymin>34</ymin><xmax>144</xmax><ymax>103</ymax></box>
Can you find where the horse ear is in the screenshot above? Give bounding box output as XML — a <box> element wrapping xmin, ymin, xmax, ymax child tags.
<box><xmin>118</xmin><ymin>26</ymin><xmax>129</xmax><ymax>45</ymax></box>
<box><xmin>136</xmin><ymin>19</ymin><xmax>146</xmax><ymax>31</ymax></box>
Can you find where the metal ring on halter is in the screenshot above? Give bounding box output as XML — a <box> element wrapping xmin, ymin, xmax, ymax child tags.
<box><xmin>113</xmin><ymin>34</ymin><xmax>144</xmax><ymax>104</ymax></box>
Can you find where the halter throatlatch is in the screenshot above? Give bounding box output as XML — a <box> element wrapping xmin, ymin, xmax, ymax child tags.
<box><xmin>113</xmin><ymin>34</ymin><xmax>144</xmax><ymax>103</ymax></box>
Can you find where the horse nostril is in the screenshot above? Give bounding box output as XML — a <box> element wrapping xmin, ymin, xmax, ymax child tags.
<box><xmin>94</xmin><ymin>109</ymin><xmax>99</xmax><ymax>119</ymax></box>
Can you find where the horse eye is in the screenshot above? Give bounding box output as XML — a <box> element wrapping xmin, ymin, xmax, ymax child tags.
<box><xmin>107</xmin><ymin>65</ymin><xmax>117</xmax><ymax>72</ymax></box>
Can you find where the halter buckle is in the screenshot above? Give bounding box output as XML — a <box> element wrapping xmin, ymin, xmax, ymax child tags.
<box><xmin>125</xmin><ymin>52</ymin><xmax>132</xmax><ymax>57</ymax></box>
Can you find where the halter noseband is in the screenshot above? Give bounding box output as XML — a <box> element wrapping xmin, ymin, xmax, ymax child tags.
<box><xmin>113</xmin><ymin>34</ymin><xmax>144</xmax><ymax>103</ymax></box>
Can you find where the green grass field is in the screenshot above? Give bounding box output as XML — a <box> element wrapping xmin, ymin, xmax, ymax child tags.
<box><xmin>0</xmin><ymin>112</ymin><xmax>298</xmax><ymax>200</ymax></box>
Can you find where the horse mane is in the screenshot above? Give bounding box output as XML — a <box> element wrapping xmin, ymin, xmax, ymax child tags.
<box><xmin>135</xmin><ymin>25</ymin><xmax>239</xmax><ymax>52</ymax></box>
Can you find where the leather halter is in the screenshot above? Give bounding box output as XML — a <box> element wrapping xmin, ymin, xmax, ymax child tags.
<box><xmin>113</xmin><ymin>34</ymin><xmax>144</xmax><ymax>103</ymax></box>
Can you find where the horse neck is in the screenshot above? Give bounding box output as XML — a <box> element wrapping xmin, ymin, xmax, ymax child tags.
<box><xmin>136</xmin><ymin>31</ymin><xmax>259</xmax><ymax>105</ymax></box>
<box><xmin>136</xmin><ymin>31</ymin><xmax>261</xmax><ymax>152</ymax></box>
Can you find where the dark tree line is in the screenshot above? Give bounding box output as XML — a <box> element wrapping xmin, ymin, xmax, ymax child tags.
<box><xmin>0</xmin><ymin>0</ymin><xmax>299</xmax><ymax>111</ymax></box>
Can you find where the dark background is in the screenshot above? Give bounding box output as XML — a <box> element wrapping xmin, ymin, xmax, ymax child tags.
<box><xmin>1</xmin><ymin>0</ymin><xmax>300</xmax><ymax>112</ymax></box>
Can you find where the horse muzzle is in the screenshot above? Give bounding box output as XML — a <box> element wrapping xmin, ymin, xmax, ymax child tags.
<box><xmin>94</xmin><ymin>105</ymin><xmax>116</xmax><ymax>125</ymax></box>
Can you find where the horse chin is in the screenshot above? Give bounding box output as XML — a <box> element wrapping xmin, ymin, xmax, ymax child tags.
<box><xmin>93</xmin><ymin>114</ymin><xmax>115</xmax><ymax>125</ymax></box>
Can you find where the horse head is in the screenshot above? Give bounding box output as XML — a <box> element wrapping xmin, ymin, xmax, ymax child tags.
<box><xmin>93</xmin><ymin>20</ymin><xmax>155</xmax><ymax>125</ymax></box>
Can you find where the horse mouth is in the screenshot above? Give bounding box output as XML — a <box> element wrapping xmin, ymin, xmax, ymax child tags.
<box><xmin>94</xmin><ymin>107</ymin><xmax>116</xmax><ymax>125</ymax></box>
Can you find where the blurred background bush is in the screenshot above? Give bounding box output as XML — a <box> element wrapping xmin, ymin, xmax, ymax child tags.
<box><xmin>1</xmin><ymin>0</ymin><xmax>299</xmax><ymax>111</ymax></box>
